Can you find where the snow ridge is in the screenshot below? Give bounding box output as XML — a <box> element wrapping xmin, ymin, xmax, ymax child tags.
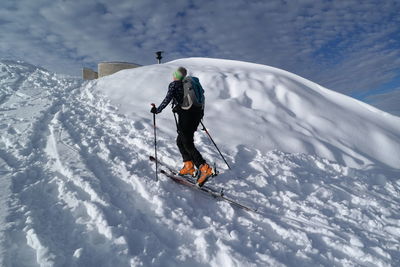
<box><xmin>1</xmin><ymin>59</ymin><xmax>400</xmax><ymax>266</ymax></box>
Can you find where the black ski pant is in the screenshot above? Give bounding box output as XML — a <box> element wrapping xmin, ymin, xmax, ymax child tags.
<box><xmin>176</xmin><ymin>107</ymin><xmax>205</xmax><ymax>168</ymax></box>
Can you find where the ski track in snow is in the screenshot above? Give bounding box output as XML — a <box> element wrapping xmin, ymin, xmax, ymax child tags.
<box><xmin>1</xmin><ymin>60</ymin><xmax>400</xmax><ymax>266</ymax></box>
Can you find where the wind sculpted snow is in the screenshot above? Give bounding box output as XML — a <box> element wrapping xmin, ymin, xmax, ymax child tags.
<box><xmin>0</xmin><ymin>59</ymin><xmax>399</xmax><ymax>266</ymax></box>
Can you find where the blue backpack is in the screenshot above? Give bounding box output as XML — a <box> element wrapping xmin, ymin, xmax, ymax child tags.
<box><xmin>181</xmin><ymin>76</ymin><xmax>205</xmax><ymax>110</ymax></box>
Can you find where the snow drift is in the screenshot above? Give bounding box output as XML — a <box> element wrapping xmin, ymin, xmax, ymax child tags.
<box><xmin>1</xmin><ymin>58</ymin><xmax>400</xmax><ymax>266</ymax></box>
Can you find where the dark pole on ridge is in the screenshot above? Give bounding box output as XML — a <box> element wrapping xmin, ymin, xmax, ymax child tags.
<box><xmin>155</xmin><ymin>51</ymin><xmax>163</xmax><ymax>64</ymax></box>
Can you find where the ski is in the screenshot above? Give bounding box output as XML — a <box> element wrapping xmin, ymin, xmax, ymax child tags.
<box><xmin>159</xmin><ymin>169</ymin><xmax>258</xmax><ymax>214</ymax></box>
<box><xmin>149</xmin><ymin>155</ymin><xmax>178</xmax><ymax>175</ymax></box>
<box><xmin>149</xmin><ymin>155</ymin><xmax>217</xmax><ymax>190</ymax></box>
<box><xmin>149</xmin><ymin>155</ymin><xmax>258</xmax><ymax>213</ymax></box>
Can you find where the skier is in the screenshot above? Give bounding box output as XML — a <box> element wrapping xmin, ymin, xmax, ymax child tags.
<box><xmin>151</xmin><ymin>67</ymin><xmax>214</xmax><ymax>186</ymax></box>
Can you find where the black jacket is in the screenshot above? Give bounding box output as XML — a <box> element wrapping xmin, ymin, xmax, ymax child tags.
<box><xmin>156</xmin><ymin>80</ymin><xmax>183</xmax><ymax>113</ymax></box>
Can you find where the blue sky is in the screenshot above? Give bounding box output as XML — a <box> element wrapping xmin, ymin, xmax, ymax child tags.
<box><xmin>1</xmin><ymin>0</ymin><xmax>399</xmax><ymax>99</ymax></box>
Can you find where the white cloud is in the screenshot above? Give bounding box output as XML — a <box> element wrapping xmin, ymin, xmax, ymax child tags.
<box><xmin>0</xmin><ymin>0</ymin><xmax>399</xmax><ymax>95</ymax></box>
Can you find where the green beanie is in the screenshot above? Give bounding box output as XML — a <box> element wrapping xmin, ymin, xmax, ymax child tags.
<box><xmin>173</xmin><ymin>70</ymin><xmax>183</xmax><ymax>80</ymax></box>
<box><xmin>173</xmin><ymin>67</ymin><xmax>187</xmax><ymax>80</ymax></box>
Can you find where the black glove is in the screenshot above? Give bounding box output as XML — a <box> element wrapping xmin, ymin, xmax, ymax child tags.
<box><xmin>172</xmin><ymin>105</ymin><xmax>180</xmax><ymax>113</ymax></box>
<box><xmin>150</xmin><ymin>106</ymin><xmax>158</xmax><ymax>114</ymax></box>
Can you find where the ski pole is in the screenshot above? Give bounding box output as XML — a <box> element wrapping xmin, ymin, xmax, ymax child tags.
<box><xmin>151</xmin><ymin>104</ymin><xmax>158</xmax><ymax>181</ymax></box>
<box><xmin>200</xmin><ymin>121</ymin><xmax>231</xmax><ymax>170</ymax></box>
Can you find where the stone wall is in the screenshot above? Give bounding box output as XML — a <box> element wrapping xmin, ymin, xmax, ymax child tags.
<box><xmin>82</xmin><ymin>67</ymin><xmax>98</xmax><ymax>80</ymax></box>
<box><xmin>98</xmin><ymin>62</ymin><xmax>141</xmax><ymax>78</ymax></box>
<box><xmin>82</xmin><ymin>62</ymin><xmax>141</xmax><ymax>80</ymax></box>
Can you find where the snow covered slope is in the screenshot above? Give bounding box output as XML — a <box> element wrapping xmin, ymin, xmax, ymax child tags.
<box><xmin>97</xmin><ymin>58</ymin><xmax>400</xmax><ymax>171</ymax></box>
<box><xmin>1</xmin><ymin>59</ymin><xmax>400</xmax><ymax>266</ymax></box>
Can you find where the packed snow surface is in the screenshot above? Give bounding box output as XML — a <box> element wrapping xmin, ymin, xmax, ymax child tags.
<box><xmin>1</xmin><ymin>58</ymin><xmax>399</xmax><ymax>266</ymax></box>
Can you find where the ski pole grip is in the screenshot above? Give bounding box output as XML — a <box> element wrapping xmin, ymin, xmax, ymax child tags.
<box><xmin>151</xmin><ymin>103</ymin><xmax>157</xmax><ymax>115</ymax></box>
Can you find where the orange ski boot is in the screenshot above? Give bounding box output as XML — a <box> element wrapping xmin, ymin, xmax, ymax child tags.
<box><xmin>179</xmin><ymin>161</ymin><xmax>196</xmax><ymax>177</ymax></box>
<box><xmin>196</xmin><ymin>163</ymin><xmax>215</xmax><ymax>187</ymax></box>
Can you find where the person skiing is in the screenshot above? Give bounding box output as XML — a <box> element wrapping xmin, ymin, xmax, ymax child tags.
<box><xmin>151</xmin><ymin>67</ymin><xmax>214</xmax><ymax>186</ymax></box>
